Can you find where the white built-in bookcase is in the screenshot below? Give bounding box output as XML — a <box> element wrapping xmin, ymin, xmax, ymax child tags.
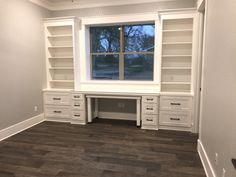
<box><xmin>44</xmin><ymin>17</ymin><xmax>78</xmax><ymax>90</ymax></box>
<box><xmin>160</xmin><ymin>13</ymin><xmax>196</xmax><ymax>93</ymax></box>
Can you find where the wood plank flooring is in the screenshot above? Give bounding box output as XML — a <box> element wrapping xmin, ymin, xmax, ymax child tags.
<box><xmin>0</xmin><ymin>119</ymin><xmax>206</xmax><ymax>177</ymax></box>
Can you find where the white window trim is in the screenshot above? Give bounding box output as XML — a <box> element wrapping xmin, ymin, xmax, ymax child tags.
<box><xmin>77</xmin><ymin>12</ymin><xmax>160</xmax><ymax>93</ymax></box>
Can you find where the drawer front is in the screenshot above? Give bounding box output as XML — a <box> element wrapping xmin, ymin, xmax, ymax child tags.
<box><xmin>71</xmin><ymin>93</ymin><xmax>84</xmax><ymax>100</ymax></box>
<box><xmin>72</xmin><ymin>111</ymin><xmax>86</xmax><ymax>121</ymax></box>
<box><xmin>142</xmin><ymin>114</ymin><xmax>157</xmax><ymax>125</ymax></box>
<box><xmin>142</xmin><ymin>96</ymin><xmax>158</xmax><ymax>104</ymax></box>
<box><xmin>72</xmin><ymin>101</ymin><xmax>85</xmax><ymax>110</ymax></box>
<box><xmin>160</xmin><ymin>96</ymin><xmax>192</xmax><ymax>110</ymax></box>
<box><xmin>142</xmin><ymin>103</ymin><xmax>158</xmax><ymax>115</ymax></box>
<box><xmin>45</xmin><ymin>106</ymin><xmax>71</xmax><ymax>118</ymax></box>
<box><xmin>44</xmin><ymin>93</ymin><xmax>70</xmax><ymax>106</ymax></box>
<box><xmin>159</xmin><ymin>111</ymin><xmax>191</xmax><ymax>127</ymax></box>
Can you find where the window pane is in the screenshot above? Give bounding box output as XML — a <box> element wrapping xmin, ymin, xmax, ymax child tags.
<box><xmin>124</xmin><ymin>24</ymin><xmax>155</xmax><ymax>52</ymax></box>
<box><xmin>92</xmin><ymin>55</ymin><xmax>119</xmax><ymax>80</ymax></box>
<box><xmin>91</xmin><ymin>26</ymin><xmax>120</xmax><ymax>53</ymax></box>
<box><xmin>124</xmin><ymin>54</ymin><xmax>154</xmax><ymax>80</ymax></box>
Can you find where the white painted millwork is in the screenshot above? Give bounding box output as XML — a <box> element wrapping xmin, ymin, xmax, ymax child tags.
<box><xmin>44</xmin><ymin>17</ymin><xmax>79</xmax><ymax>90</ymax></box>
<box><xmin>159</xmin><ymin>12</ymin><xmax>198</xmax><ymax>93</ymax></box>
<box><xmin>0</xmin><ymin>114</ymin><xmax>44</xmax><ymax>141</ymax></box>
<box><xmin>159</xmin><ymin>110</ymin><xmax>192</xmax><ymax>127</ymax></box>
<box><xmin>43</xmin><ymin>91</ymin><xmax>87</xmax><ymax>124</ymax></box>
<box><xmin>41</xmin><ymin>11</ymin><xmax>201</xmax><ymax>133</ymax></box>
<box><xmin>79</xmin><ymin>13</ymin><xmax>160</xmax><ymax>93</ymax></box>
<box><xmin>141</xmin><ymin>96</ymin><xmax>159</xmax><ymax>130</ymax></box>
<box><xmin>71</xmin><ymin>92</ymin><xmax>86</xmax><ymax>124</ymax></box>
<box><xmin>159</xmin><ymin>95</ymin><xmax>193</xmax><ymax>131</ymax></box>
<box><xmin>86</xmin><ymin>93</ymin><xmax>142</xmax><ymax>126</ymax></box>
<box><xmin>160</xmin><ymin>96</ymin><xmax>192</xmax><ymax>110</ymax></box>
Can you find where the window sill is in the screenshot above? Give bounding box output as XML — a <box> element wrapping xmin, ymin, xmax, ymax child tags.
<box><xmin>80</xmin><ymin>80</ymin><xmax>159</xmax><ymax>85</ymax></box>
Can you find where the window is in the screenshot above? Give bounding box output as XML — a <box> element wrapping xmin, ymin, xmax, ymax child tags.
<box><xmin>90</xmin><ymin>24</ymin><xmax>155</xmax><ymax>80</ymax></box>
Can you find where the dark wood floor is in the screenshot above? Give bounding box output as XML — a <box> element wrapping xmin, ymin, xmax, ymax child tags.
<box><xmin>0</xmin><ymin>119</ymin><xmax>206</xmax><ymax>177</ymax></box>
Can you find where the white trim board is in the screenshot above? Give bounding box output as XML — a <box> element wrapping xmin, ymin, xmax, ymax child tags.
<box><xmin>0</xmin><ymin>114</ymin><xmax>44</xmax><ymax>141</ymax></box>
<box><xmin>197</xmin><ymin>140</ymin><xmax>216</xmax><ymax>177</ymax></box>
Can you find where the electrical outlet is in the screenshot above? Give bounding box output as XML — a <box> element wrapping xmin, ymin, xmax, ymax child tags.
<box><xmin>222</xmin><ymin>168</ymin><xmax>226</xmax><ymax>177</ymax></box>
<box><xmin>34</xmin><ymin>106</ymin><xmax>38</xmax><ymax>112</ymax></box>
<box><xmin>215</xmin><ymin>153</ymin><xmax>219</xmax><ymax>165</ymax></box>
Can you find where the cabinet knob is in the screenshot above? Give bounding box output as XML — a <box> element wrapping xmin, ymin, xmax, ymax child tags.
<box><xmin>170</xmin><ymin>118</ymin><xmax>180</xmax><ymax>121</ymax></box>
<box><xmin>147</xmin><ymin>108</ymin><xmax>154</xmax><ymax>110</ymax></box>
<box><xmin>146</xmin><ymin>119</ymin><xmax>153</xmax><ymax>122</ymax></box>
<box><xmin>54</xmin><ymin>111</ymin><xmax>62</xmax><ymax>114</ymax></box>
<box><xmin>74</xmin><ymin>114</ymin><xmax>80</xmax><ymax>117</ymax></box>
<box><xmin>170</xmin><ymin>103</ymin><xmax>181</xmax><ymax>106</ymax></box>
<box><xmin>53</xmin><ymin>98</ymin><xmax>61</xmax><ymax>101</ymax></box>
<box><xmin>147</xmin><ymin>98</ymin><xmax>154</xmax><ymax>101</ymax></box>
<box><xmin>74</xmin><ymin>104</ymin><xmax>80</xmax><ymax>107</ymax></box>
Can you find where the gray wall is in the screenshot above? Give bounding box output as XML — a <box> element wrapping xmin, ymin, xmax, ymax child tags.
<box><xmin>199</xmin><ymin>0</ymin><xmax>236</xmax><ymax>176</ymax></box>
<box><xmin>52</xmin><ymin>0</ymin><xmax>196</xmax><ymax>114</ymax></box>
<box><xmin>0</xmin><ymin>0</ymin><xmax>50</xmax><ymax>130</ymax></box>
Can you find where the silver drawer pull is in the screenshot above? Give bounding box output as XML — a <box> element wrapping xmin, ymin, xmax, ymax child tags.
<box><xmin>147</xmin><ymin>98</ymin><xmax>154</xmax><ymax>101</ymax></box>
<box><xmin>74</xmin><ymin>104</ymin><xmax>80</xmax><ymax>107</ymax></box>
<box><xmin>54</xmin><ymin>111</ymin><xmax>62</xmax><ymax>114</ymax></box>
<box><xmin>53</xmin><ymin>98</ymin><xmax>61</xmax><ymax>101</ymax></box>
<box><xmin>147</xmin><ymin>108</ymin><xmax>153</xmax><ymax>110</ymax></box>
<box><xmin>170</xmin><ymin>118</ymin><xmax>180</xmax><ymax>121</ymax></box>
<box><xmin>146</xmin><ymin>119</ymin><xmax>153</xmax><ymax>122</ymax></box>
<box><xmin>74</xmin><ymin>96</ymin><xmax>80</xmax><ymax>98</ymax></box>
<box><xmin>74</xmin><ymin>114</ymin><xmax>80</xmax><ymax>117</ymax></box>
<box><xmin>170</xmin><ymin>103</ymin><xmax>181</xmax><ymax>106</ymax></box>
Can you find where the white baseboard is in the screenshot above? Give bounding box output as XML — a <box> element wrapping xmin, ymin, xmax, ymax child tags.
<box><xmin>197</xmin><ymin>139</ymin><xmax>216</xmax><ymax>177</ymax></box>
<box><xmin>0</xmin><ymin>114</ymin><xmax>45</xmax><ymax>141</ymax></box>
<box><xmin>97</xmin><ymin>111</ymin><xmax>136</xmax><ymax>121</ymax></box>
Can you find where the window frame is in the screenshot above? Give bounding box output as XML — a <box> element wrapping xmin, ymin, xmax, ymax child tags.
<box><xmin>90</xmin><ymin>24</ymin><xmax>155</xmax><ymax>81</ymax></box>
<box><xmin>78</xmin><ymin>13</ymin><xmax>160</xmax><ymax>93</ymax></box>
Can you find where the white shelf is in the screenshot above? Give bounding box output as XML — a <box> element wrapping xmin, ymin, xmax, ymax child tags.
<box><xmin>163</xmin><ymin>29</ymin><xmax>193</xmax><ymax>32</ymax></box>
<box><xmin>50</xmin><ymin>80</ymin><xmax>74</xmax><ymax>83</ymax></box>
<box><xmin>162</xmin><ymin>55</ymin><xmax>192</xmax><ymax>58</ymax></box>
<box><xmin>49</xmin><ymin>56</ymin><xmax>73</xmax><ymax>59</ymax></box>
<box><xmin>49</xmin><ymin>67</ymin><xmax>74</xmax><ymax>70</ymax></box>
<box><xmin>161</xmin><ymin>82</ymin><xmax>191</xmax><ymax>85</ymax></box>
<box><xmin>162</xmin><ymin>42</ymin><xmax>192</xmax><ymax>45</ymax></box>
<box><xmin>48</xmin><ymin>46</ymin><xmax>73</xmax><ymax>49</ymax></box>
<box><xmin>48</xmin><ymin>34</ymin><xmax>72</xmax><ymax>38</ymax></box>
<box><xmin>162</xmin><ymin>67</ymin><xmax>192</xmax><ymax>70</ymax></box>
<box><xmin>45</xmin><ymin>18</ymin><xmax>77</xmax><ymax>90</ymax></box>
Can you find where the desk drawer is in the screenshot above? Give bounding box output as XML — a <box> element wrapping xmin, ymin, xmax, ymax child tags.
<box><xmin>142</xmin><ymin>96</ymin><xmax>158</xmax><ymax>104</ymax></box>
<box><xmin>72</xmin><ymin>101</ymin><xmax>85</xmax><ymax>110</ymax></box>
<box><xmin>44</xmin><ymin>92</ymin><xmax>70</xmax><ymax>106</ymax></box>
<box><xmin>142</xmin><ymin>114</ymin><xmax>157</xmax><ymax>125</ymax></box>
<box><xmin>72</xmin><ymin>111</ymin><xmax>86</xmax><ymax>121</ymax></box>
<box><xmin>71</xmin><ymin>93</ymin><xmax>84</xmax><ymax>100</ymax></box>
<box><xmin>142</xmin><ymin>103</ymin><xmax>158</xmax><ymax>115</ymax></box>
<box><xmin>160</xmin><ymin>96</ymin><xmax>192</xmax><ymax>110</ymax></box>
<box><xmin>159</xmin><ymin>110</ymin><xmax>191</xmax><ymax>127</ymax></box>
<box><xmin>45</xmin><ymin>106</ymin><xmax>71</xmax><ymax>118</ymax></box>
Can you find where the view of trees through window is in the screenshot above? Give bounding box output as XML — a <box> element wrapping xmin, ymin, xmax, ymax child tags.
<box><xmin>90</xmin><ymin>24</ymin><xmax>155</xmax><ymax>80</ymax></box>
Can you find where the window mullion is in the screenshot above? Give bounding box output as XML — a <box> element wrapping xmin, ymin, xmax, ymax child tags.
<box><xmin>119</xmin><ymin>26</ymin><xmax>124</xmax><ymax>80</ymax></box>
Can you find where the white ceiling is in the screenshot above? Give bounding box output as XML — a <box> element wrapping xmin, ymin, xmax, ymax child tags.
<box><xmin>30</xmin><ymin>0</ymin><xmax>181</xmax><ymax>11</ymax></box>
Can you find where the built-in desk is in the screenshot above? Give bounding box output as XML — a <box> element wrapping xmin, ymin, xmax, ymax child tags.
<box><xmin>85</xmin><ymin>93</ymin><xmax>142</xmax><ymax>126</ymax></box>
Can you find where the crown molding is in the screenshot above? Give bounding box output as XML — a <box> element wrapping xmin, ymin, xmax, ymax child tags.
<box><xmin>29</xmin><ymin>0</ymin><xmax>53</xmax><ymax>10</ymax></box>
<box><xmin>29</xmin><ymin>0</ymin><xmax>177</xmax><ymax>11</ymax></box>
